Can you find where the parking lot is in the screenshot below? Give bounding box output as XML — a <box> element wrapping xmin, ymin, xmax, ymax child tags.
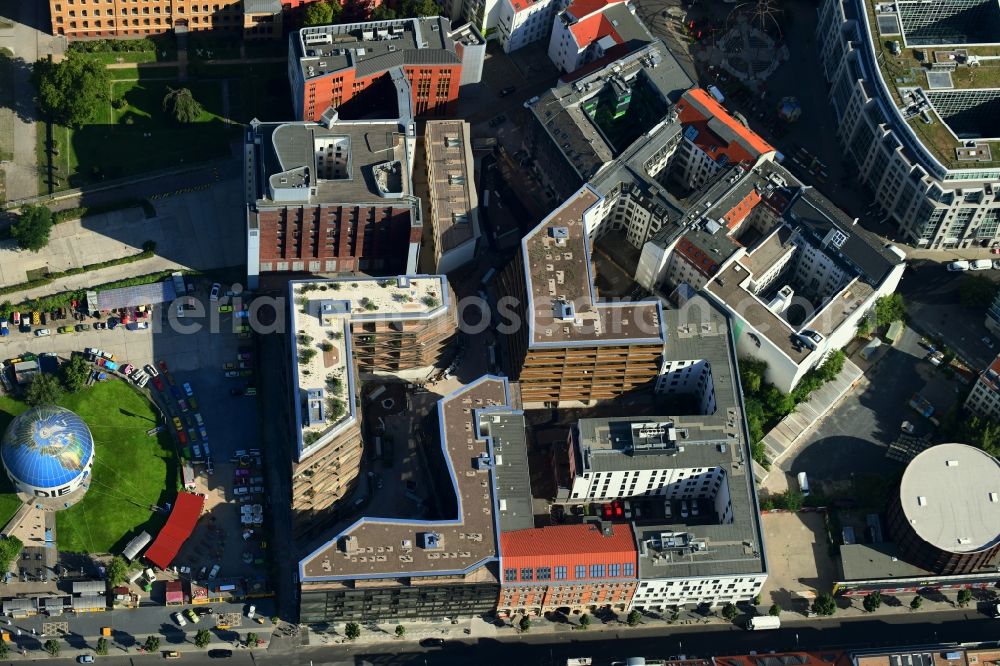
<box><xmin>0</xmin><ymin>279</ymin><xmax>268</xmax><ymax>588</ymax></box>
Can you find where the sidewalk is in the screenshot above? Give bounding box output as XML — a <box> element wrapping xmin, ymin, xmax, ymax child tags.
<box><xmin>299</xmin><ymin>591</ymin><xmax>988</xmax><ymax>650</ymax></box>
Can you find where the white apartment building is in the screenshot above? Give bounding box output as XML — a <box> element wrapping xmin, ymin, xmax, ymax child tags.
<box><xmin>463</xmin><ymin>0</ymin><xmax>505</xmax><ymax>35</ymax></box>
<box><xmin>965</xmin><ymin>355</ymin><xmax>1000</xmax><ymax>419</ymax></box>
<box><xmin>815</xmin><ymin>0</ymin><xmax>1000</xmax><ymax>249</ymax></box>
<box><xmin>547</xmin><ymin>0</ymin><xmax>649</xmax><ymax>74</ymax></box>
<box><xmin>497</xmin><ymin>0</ymin><xmax>557</xmax><ymax>52</ymax></box>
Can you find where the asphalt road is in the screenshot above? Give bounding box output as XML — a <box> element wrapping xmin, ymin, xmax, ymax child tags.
<box><xmin>245</xmin><ymin>612</ymin><xmax>1000</xmax><ymax>666</ymax></box>
<box><xmin>899</xmin><ymin>262</ymin><xmax>998</xmax><ymax>370</ymax></box>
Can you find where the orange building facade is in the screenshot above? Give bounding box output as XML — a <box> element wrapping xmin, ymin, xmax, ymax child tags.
<box><xmin>498</xmin><ymin>523</ymin><xmax>638</xmax><ymax>617</ymax></box>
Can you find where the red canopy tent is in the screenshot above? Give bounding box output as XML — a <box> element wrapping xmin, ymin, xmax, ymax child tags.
<box><xmin>144</xmin><ymin>491</ymin><xmax>205</xmax><ymax>570</ymax></box>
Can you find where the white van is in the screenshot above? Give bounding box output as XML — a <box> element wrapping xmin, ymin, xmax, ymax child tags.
<box><xmin>971</xmin><ymin>259</ymin><xmax>993</xmax><ymax>271</ymax></box>
<box><xmin>947</xmin><ymin>260</ymin><xmax>970</xmax><ymax>272</ymax></box>
<box><xmin>797</xmin><ymin>472</ymin><xmax>811</xmax><ymax>497</ymax></box>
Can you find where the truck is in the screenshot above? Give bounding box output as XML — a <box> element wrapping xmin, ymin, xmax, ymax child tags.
<box><xmin>747</xmin><ymin>615</ymin><xmax>781</xmax><ymax>630</ymax></box>
<box><xmin>0</xmin><ymin>321</ymin><xmax>8</xmax><ymax>337</ymax></box>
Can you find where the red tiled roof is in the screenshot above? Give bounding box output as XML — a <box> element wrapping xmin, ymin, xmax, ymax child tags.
<box><xmin>676</xmin><ymin>88</ymin><xmax>775</xmax><ymax>166</ymax></box>
<box><xmin>570</xmin><ymin>14</ymin><xmax>623</xmax><ymax>47</ymax></box>
<box><xmin>564</xmin><ymin>0</ymin><xmax>623</xmax><ymax>21</ymax></box>
<box><xmin>676</xmin><ymin>237</ymin><xmax>720</xmax><ymax>278</ymax></box>
<box><xmin>501</xmin><ymin>523</ymin><xmax>637</xmax><ymax>572</ymax></box>
<box><xmin>723</xmin><ymin>190</ymin><xmax>762</xmax><ymax>230</ymax></box>
<box><xmin>509</xmin><ymin>0</ymin><xmax>534</xmax><ymax>12</ymax></box>
<box><xmin>717</xmin><ymin>653</ymin><xmax>850</xmax><ymax>666</ymax></box>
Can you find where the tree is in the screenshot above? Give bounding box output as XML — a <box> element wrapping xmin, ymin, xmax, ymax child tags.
<box><xmin>874</xmin><ymin>293</ymin><xmax>906</xmax><ymax>327</ymax></box>
<box><xmin>752</xmin><ymin>593</ymin><xmax>762</xmax><ymax>605</ymax></box>
<box><xmin>61</xmin><ymin>354</ymin><xmax>91</xmax><ymax>392</ymax></box>
<box><xmin>96</xmin><ymin>637</ymin><xmax>109</xmax><ymax>655</ymax></box>
<box><xmin>11</xmin><ymin>204</ymin><xmax>53</xmax><ymax>252</ymax></box>
<box><xmin>303</xmin><ymin>0</ymin><xmax>340</xmax><ymax>24</ymax></box>
<box><xmin>721</xmin><ymin>603</ymin><xmax>739</xmax><ymax>621</ymax></box>
<box><xmin>106</xmin><ymin>555</ymin><xmax>129</xmax><ymax>587</ymax></box>
<box><xmin>626</xmin><ymin>610</ymin><xmax>641</xmax><ymax>626</ymax></box>
<box><xmin>401</xmin><ymin>0</ymin><xmax>441</xmax><ymax>16</ymax></box>
<box><xmin>371</xmin><ymin>4</ymin><xmax>397</xmax><ymax>20</ymax></box>
<box><xmin>0</xmin><ymin>536</ymin><xmax>23</xmax><ymax>574</ymax></box>
<box><xmin>32</xmin><ymin>52</ymin><xmax>110</xmax><ymax>128</ymax></box>
<box><xmin>518</xmin><ymin>616</ymin><xmax>531</xmax><ymax>632</ymax></box>
<box><xmin>910</xmin><ymin>596</ymin><xmax>923</xmax><ymax>611</ymax></box>
<box><xmin>144</xmin><ymin>635</ymin><xmax>160</xmax><ymax>653</ymax></box>
<box><xmin>817</xmin><ymin>350</ymin><xmax>846</xmax><ymax>381</ymax></box>
<box><xmin>863</xmin><ymin>591</ymin><xmax>882</xmax><ymax>612</ymax></box>
<box><xmin>194</xmin><ymin>629</ymin><xmax>211</xmax><ymax>648</ymax></box>
<box><xmin>578</xmin><ymin>613</ymin><xmax>591</xmax><ymax>629</ymax></box>
<box><xmin>957</xmin><ymin>588</ymin><xmax>973</xmax><ymax>607</ymax></box>
<box><xmin>0</xmin><ymin>639</ymin><xmax>7</xmax><ymax>659</ymax></box>
<box><xmin>25</xmin><ymin>373</ymin><xmax>64</xmax><ymax>407</ymax></box>
<box><xmin>856</xmin><ymin>315</ymin><xmax>873</xmax><ymax>338</ymax></box>
<box><xmin>768</xmin><ymin>603</ymin><xmax>781</xmax><ymax>616</ymax></box>
<box><xmin>812</xmin><ymin>592</ymin><xmax>837</xmax><ymax>616</ymax></box>
<box><xmin>162</xmin><ymin>87</ymin><xmax>204</xmax><ymax>124</ymax></box>
<box><xmin>43</xmin><ymin>639</ymin><xmax>60</xmax><ymax>657</ymax></box>
<box><xmin>246</xmin><ymin>632</ymin><xmax>258</xmax><ymax>647</ymax></box>
<box><xmin>780</xmin><ymin>488</ymin><xmax>805</xmax><ymax>512</ymax></box>
<box><xmin>344</xmin><ymin>622</ymin><xmax>361</xmax><ymax>640</ymax></box>
<box><xmin>394</xmin><ymin>625</ymin><xmax>405</xmax><ymax>638</ymax></box>
<box><xmin>959</xmin><ymin>275</ymin><xmax>1000</xmax><ymax>308</ymax></box>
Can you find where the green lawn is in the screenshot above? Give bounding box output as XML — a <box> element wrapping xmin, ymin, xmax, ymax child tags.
<box><xmin>41</xmin><ymin>79</ymin><xmax>236</xmax><ymax>189</ymax></box>
<box><xmin>0</xmin><ymin>381</ymin><xmax>178</xmax><ymax>554</ymax></box>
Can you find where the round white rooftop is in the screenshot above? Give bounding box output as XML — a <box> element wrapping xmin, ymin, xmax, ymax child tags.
<box><xmin>899</xmin><ymin>443</ymin><xmax>1000</xmax><ymax>553</ymax></box>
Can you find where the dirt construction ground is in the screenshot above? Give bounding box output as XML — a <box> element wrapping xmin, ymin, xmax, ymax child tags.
<box><xmin>759</xmin><ymin>511</ymin><xmax>838</xmax><ymax>613</ymax></box>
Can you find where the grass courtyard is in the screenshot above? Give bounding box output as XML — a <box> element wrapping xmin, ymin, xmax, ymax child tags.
<box><xmin>39</xmin><ymin>78</ymin><xmax>238</xmax><ymax>191</ymax></box>
<box><xmin>0</xmin><ymin>380</ymin><xmax>178</xmax><ymax>554</ymax></box>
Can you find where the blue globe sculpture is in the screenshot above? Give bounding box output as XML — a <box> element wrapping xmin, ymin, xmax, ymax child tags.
<box><xmin>1</xmin><ymin>406</ymin><xmax>95</xmax><ymax>497</ymax></box>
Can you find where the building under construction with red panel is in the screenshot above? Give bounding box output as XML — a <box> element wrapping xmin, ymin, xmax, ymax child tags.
<box><xmin>145</xmin><ymin>492</ymin><xmax>205</xmax><ymax>570</ymax></box>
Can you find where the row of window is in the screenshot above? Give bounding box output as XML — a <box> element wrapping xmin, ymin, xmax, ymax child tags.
<box><xmin>504</xmin><ymin>563</ymin><xmax>635</xmax><ymax>582</ymax></box>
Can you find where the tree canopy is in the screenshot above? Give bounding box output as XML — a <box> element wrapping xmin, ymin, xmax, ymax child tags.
<box><xmin>874</xmin><ymin>293</ymin><xmax>906</xmax><ymax>327</ymax></box>
<box><xmin>106</xmin><ymin>555</ymin><xmax>129</xmax><ymax>587</ymax></box>
<box><xmin>61</xmin><ymin>355</ymin><xmax>91</xmax><ymax>392</ymax></box>
<box><xmin>32</xmin><ymin>53</ymin><xmax>110</xmax><ymax>128</ymax></box>
<box><xmin>0</xmin><ymin>537</ymin><xmax>24</xmax><ymax>575</ymax></box>
<box><xmin>11</xmin><ymin>204</ymin><xmax>53</xmax><ymax>252</ymax></box>
<box><xmin>812</xmin><ymin>592</ymin><xmax>837</xmax><ymax>616</ymax></box>
<box><xmin>25</xmin><ymin>373</ymin><xmax>64</xmax><ymax>407</ymax></box>
<box><xmin>303</xmin><ymin>0</ymin><xmax>341</xmax><ymax>25</ymax></box>
<box><xmin>162</xmin><ymin>87</ymin><xmax>204</xmax><ymax>124</ymax></box>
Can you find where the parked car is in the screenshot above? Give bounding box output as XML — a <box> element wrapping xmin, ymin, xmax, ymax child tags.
<box><xmin>77</xmin><ymin>656</ymin><xmax>95</xmax><ymax>664</ymax></box>
<box><xmin>971</xmin><ymin>259</ymin><xmax>993</xmax><ymax>271</ymax></box>
<box><xmin>225</xmin><ymin>371</ymin><xmax>239</xmax><ymax>378</ymax></box>
<box><xmin>119</xmin><ymin>363</ymin><xmax>135</xmax><ymax>376</ymax></box>
<box><xmin>173</xmin><ymin>611</ymin><xmax>187</xmax><ymax>626</ymax></box>
<box><xmin>185</xmin><ymin>608</ymin><xmax>200</xmax><ymax>623</ymax></box>
<box><xmin>11</xmin><ymin>311</ymin><xmax>19</xmax><ymax>326</ymax></box>
<box><xmin>178</xmin><ymin>399</ymin><xmax>189</xmax><ymax>412</ymax></box>
<box><xmin>34</xmin><ymin>329</ymin><xmax>51</xmax><ymax>337</ymax></box>
<box><xmin>223</xmin><ymin>362</ymin><xmax>236</xmax><ymax>370</ymax></box>
<box><xmin>75</xmin><ymin>323</ymin><xmax>90</xmax><ymax>332</ymax></box>
<box><xmin>173</xmin><ymin>417</ymin><xmax>183</xmax><ymax>431</ymax></box>
<box><xmin>183</xmin><ymin>382</ymin><xmax>194</xmax><ymax>397</ymax></box>
<box><xmin>94</xmin><ymin>322</ymin><xmax>107</xmax><ymax>330</ymax></box>
<box><xmin>219</xmin><ymin>305</ymin><xmax>233</xmax><ymax>313</ymax></box>
<box><xmin>421</xmin><ymin>638</ymin><xmax>445</xmax><ymax>648</ymax></box>
<box><xmin>499</xmin><ymin>86</ymin><xmax>516</xmax><ymax>97</ymax></box>
<box><xmin>152</xmin><ymin>376</ymin><xmax>164</xmax><ymax>391</ymax></box>
<box><xmin>209</xmin><ymin>564</ymin><xmax>220</xmax><ymax>579</ymax></box>
<box><xmin>210</xmin><ymin>283</ymin><xmax>221</xmax><ymax>301</ymax></box>
<box><xmin>208</xmin><ymin>649</ymin><xmax>233</xmax><ymax>658</ymax></box>
<box><xmin>144</xmin><ymin>364</ymin><xmax>159</xmax><ymax>377</ymax></box>
<box><xmin>58</xmin><ymin>326</ymin><xmax>73</xmax><ymax>334</ymax></box>
<box><xmin>984</xmin><ymin>336</ymin><xmax>995</xmax><ymax>349</ymax></box>
<box><xmin>948</xmin><ymin>260</ymin><xmax>971</xmax><ymax>272</ymax></box>
<box><xmin>165</xmin><ymin>652</ymin><xmax>181</xmax><ymax>660</ymax></box>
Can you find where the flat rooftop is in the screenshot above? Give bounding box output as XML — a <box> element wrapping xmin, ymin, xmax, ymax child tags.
<box><xmin>289</xmin><ymin>276</ymin><xmax>450</xmax><ymax>460</ymax></box>
<box><xmin>299</xmin><ymin>376</ymin><xmax>511</xmax><ymax>581</ymax></box>
<box><xmin>521</xmin><ymin>186</ymin><xmax>665</xmax><ymax>346</ymax></box>
<box><xmin>527</xmin><ymin>41</ymin><xmax>692</xmax><ymax>183</ymax></box>
<box><xmin>425</xmin><ymin>120</ymin><xmax>479</xmax><ymax>254</ymax></box>
<box><xmin>898</xmin><ymin>443</ymin><xmax>1000</xmax><ymax>553</ymax></box>
<box><xmin>489</xmin><ymin>411</ymin><xmax>535</xmax><ymax>533</ymax></box>
<box><xmin>862</xmin><ymin>0</ymin><xmax>1000</xmax><ymax>170</ymax></box>
<box><xmin>591</xmin><ymin>299</ymin><xmax>767</xmax><ymax>579</ymax></box>
<box><xmin>705</xmin><ymin>262</ymin><xmax>811</xmax><ymax>363</ymax></box>
<box><xmin>251</xmin><ymin>118</ymin><xmax>410</xmax><ymax>206</ymax></box>
<box><xmin>294</xmin><ymin>17</ymin><xmax>459</xmax><ymax>81</ymax></box>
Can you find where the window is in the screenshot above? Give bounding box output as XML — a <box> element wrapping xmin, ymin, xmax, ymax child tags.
<box><xmin>555</xmin><ymin>566</ymin><xmax>567</xmax><ymax>580</ymax></box>
<box><xmin>520</xmin><ymin>568</ymin><xmax>533</xmax><ymax>581</ymax></box>
<box><xmin>536</xmin><ymin>567</ymin><xmax>552</xmax><ymax>581</ymax></box>
<box><xmin>608</xmin><ymin>563</ymin><xmax>620</xmax><ymax>577</ymax></box>
<box><xmin>575</xmin><ymin>565</ymin><xmax>586</xmax><ymax>579</ymax></box>
<box><xmin>505</xmin><ymin>568</ymin><xmax>517</xmax><ymax>581</ymax></box>
<box><xmin>624</xmin><ymin>563</ymin><xmax>634</xmax><ymax>576</ymax></box>
<box><xmin>590</xmin><ymin>564</ymin><xmax>605</xmax><ymax>578</ymax></box>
